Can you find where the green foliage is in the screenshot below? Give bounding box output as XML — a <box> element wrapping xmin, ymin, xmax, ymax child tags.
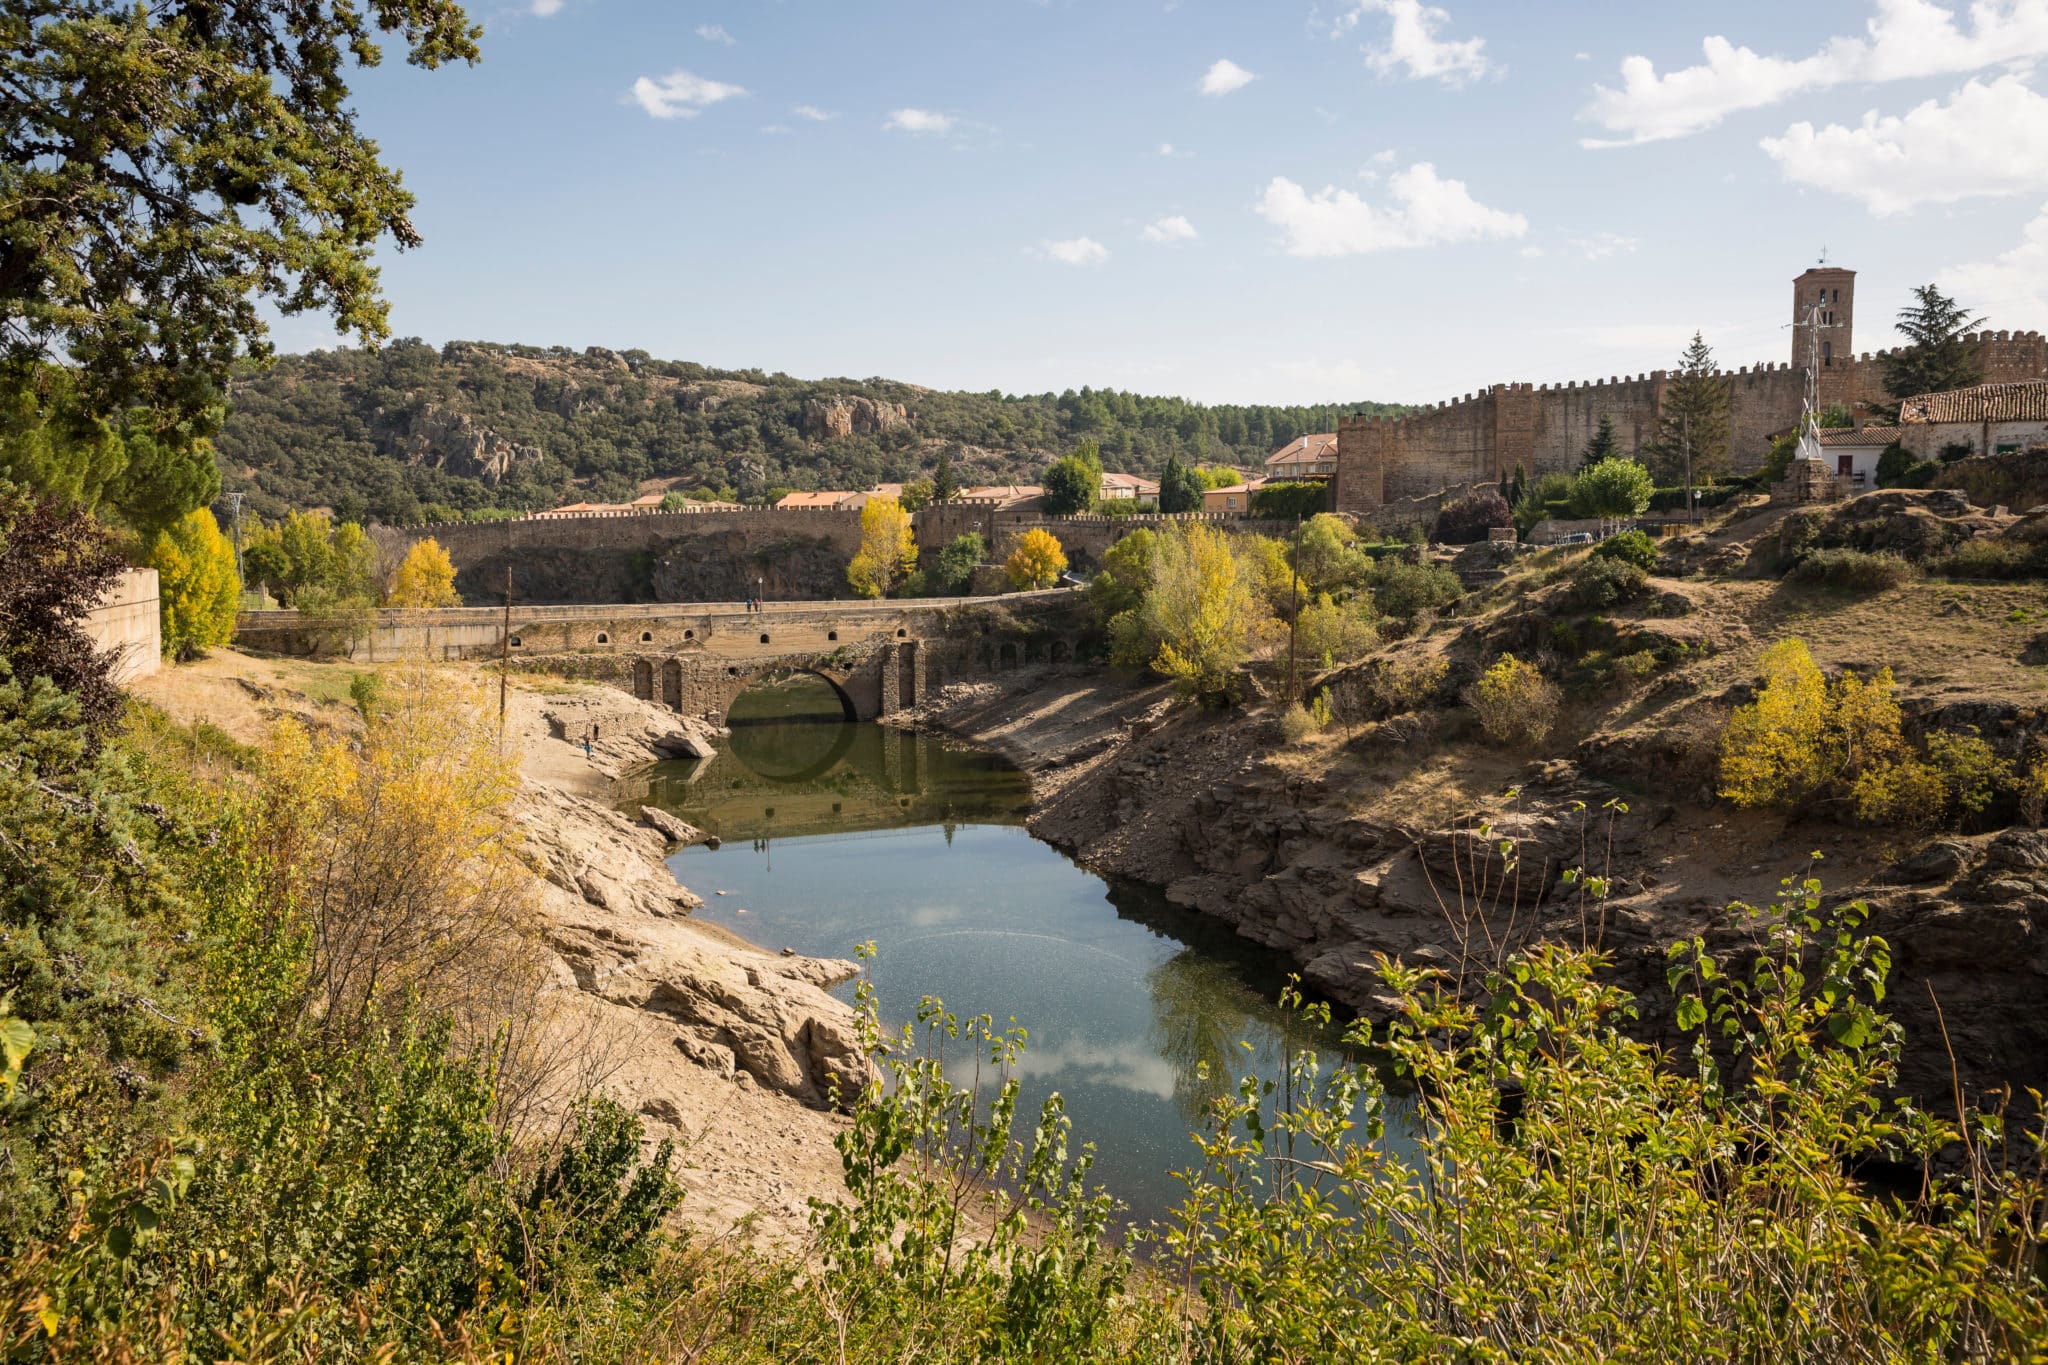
<box><xmin>1787</xmin><ymin>547</ymin><xmax>1915</xmax><ymax>591</ymax></box>
<box><xmin>932</xmin><ymin>446</ymin><xmax>959</xmax><ymax>504</ymax></box>
<box><xmin>1579</xmin><ymin>412</ymin><xmax>1619</xmax><ymax>469</ymax></box>
<box><xmin>1817</xmin><ymin>404</ymin><xmax>1854</xmax><ymax>428</ymax></box>
<box><xmin>1246</xmin><ymin>480</ymin><xmax>1329</xmax><ymax>519</ymax></box>
<box><xmin>1293</xmin><ymin>594</ymin><xmax>1377</xmax><ymax>668</ymax></box>
<box><xmin>1157</xmin><ymin>454</ymin><xmax>1205</xmax><ymax>513</ymax></box>
<box><xmin>1592</xmin><ymin>528</ymin><xmax>1659</xmax><ymax>570</ymax></box>
<box><xmin>1643</xmin><ymin>332</ymin><xmax>1732</xmax><ymax>482</ymax></box>
<box><xmin>1761</xmin><ymin>431</ymin><xmax>1801</xmax><ymax>485</ymax></box>
<box><xmin>1928</xmin><ymin>535</ymin><xmax>2042</xmax><ymax>580</ymax></box>
<box><xmin>148</xmin><ymin>507</ymin><xmax>241</xmax><ymax>660</ymax></box>
<box><xmin>1562</xmin><ymin>556</ymin><xmax>1649</xmax><ymax>611</ymax></box>
<box><xmin>898</xmin><ymin>478</ymin><xmax>934</xmax><ymax>512</ymax></box>
<box><xmin>1431</xmin><ymin>488</ymin><xmax>1512</xmax><ymax>545</ymax></box>
<box><xmin>1042</xmin><ymin>443</ymin><xmax>1103</xmax><ymax>516</ymax></box>
<box><xmin>1464</xmin><ymin>652</ymin><xmax>1562</xmax><ymax>747</ymax></box>
<box><xmin>1513</xmin><ymin>471</ymin><xmax>1575</xmax><ymax>533</ymax></box>
<box><xmin>1570</xmin><ymin>457</ymin><xmax>1656</xmax><ymax>519</ymax></box>
<box><xmin>1369</xmin><ymin>557</ymin><xmax>1463</xmax><ymax>621</ymax></box>
<box><xmin>1117</xmin><ymin>524</ymin><xmax>1274</xmax><ymax>701</ymax></box>
<box><xmin>932</xmin><ymin>531</ymin><xmax>986</xmax><ymax>594</ymax></box>
<box><xmin>0</xmin><ymin>0</ymin><xmax>481</xmax><ymax>435</ymax></box>
<box><xmin>0</xmin><ymin>370</ymin><xmax>220</xmax><ymax>537</ymax></box>
<box><xmin>1088</xmin><ymin>527</ymin><xmax>1155</xmax><ymax>624</ymax></box>
<box><xmin>1879</xmin><ymin>284</ymin><xmax>1983</xmax><ymax>416</ymax></box>
<box><xmin>1292</xmin><ymin>513</ymin><xmax>1369</xmax><ymax>597</ymax></box>
<box><xmin>1876</xmin><ymin>442</ymin><xmax>1920</xmax><ymax>488</ymax></box>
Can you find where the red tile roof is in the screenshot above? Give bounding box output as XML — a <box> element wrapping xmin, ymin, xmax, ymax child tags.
<box><xmin>1815</xmin><ymin>426</ymin><xmax>1900</xmax><ymax>447</ymax></box>
<box><xmin>1898</xmin><ymin>381</ymin><xmax>2048</xmax><ymax>425</ymax></box>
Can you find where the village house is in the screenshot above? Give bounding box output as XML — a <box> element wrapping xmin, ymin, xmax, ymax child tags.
<box><xmin>1263</xmin><ymin>433</ymin><xmax>1338</xmax><ymax>481</ymax></box>
<box><xmin>774</xmin><ymin>490</ymin><xmax>859</xmax><ymax>510</ymax></box>
<box><xmin>1813</xmin><ymin>426</ymin><xmax>1899</xmax><ymax>491</ymax></box>
<box><xmin>956</xmin><ymin>484</ymin><xmax>1046</xmax><ymax>511</ymax></box>
<box><xmin>533</xmin><ymin>493</ymin><xmax>667</xmax><ymax>518</ymax></box>
<box><xmin>1203</xmin><ymin>478</ymin><xmax>1264</xmax><ymax>514</ymax></box>
<box><xmin>1099</xmin><ymin>470</ymin><xmax>1161</xmax><ymax>501</ymax></box>
<box><xmin>1898</xmin><ymin>380</ymin><xmax>2048</xmax><ymax>460</ymax></box>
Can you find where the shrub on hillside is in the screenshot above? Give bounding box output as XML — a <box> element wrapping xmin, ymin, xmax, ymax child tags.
<box><xmin>1294</xmin><ymin>595</ymin><xmax>1377</xmax><ymax>668</ymax></box>
<box><xmin>1465</xmin><ymin>652</ymin><xmax>1562</xmax><ymax>748</ymax></box>
<box><xmin>1562</xmin><ymin>557</ymin><xmax>1649</xmax><ymax>611</ymax></box>
<box><xmin>1432</xmin><ymin>489</ymin><xmax>1513</xmax><ymax>545</ymax></box>
<box><xmin>0</xmin><ymin>487</ymin><xmax>125</xmax><ymax>734</ymax></box>
<box><xmin>1786</xmin><ymin>548</ymin><xmax>1914</xmax><ymax>591</ymax></box>
<box><xmin>1927</xmin><ymin>536</ymin><xmax>2039</xmax><ymax>580</ymax></box>
<box><xmin>1248</xmin><ymin>480</ymin><xmax>1330</xmax><ymax>520</ymax></box>
<box><xmin>1370</xmin><ymin>558</ymin><xmax>1463</xmax><ymax>620</ymax></box>
<box><xmin>1593</xmin><ymin>529</ymin><xmax>1659</xmax><ymax>571</ymax></box>
<box><xmin>1569</xmin><ymin>457</ymin><xmax>1655</xmax><ymax>520</ymax></box>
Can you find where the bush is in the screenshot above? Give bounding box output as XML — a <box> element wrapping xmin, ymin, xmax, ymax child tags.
<box><xmin>1513</xmin><ymin>472</ymin><xmax>1575</xmax><ymax>534</ymax></box>
<box><xmin>1569</xmin><ymin>457</ymin><xmax>1655</xmax><ymax>519</ymax></box>
<box><xmin>1432</xmin><ymin>488</ymin><xmax>1513</xmax><ymax>545</ymax></box>
<box><xmin>1875</xmin><ymin>442</ymin><xmax>1917</xmax><ymax>488</ymax></box>
<box><xmin>1465</xmin><ymin>652</ymin><xmax>1562</xmax><ymax>748</ymax></box>
<box><xmin>1041</xmin><ymin>445</ymin><xmax>1102</xmax><ymax>516</ymax></box>
<box><xmin>1293</xmin><ymin>595</ymin><xmax>1377</xmax><ymax>668</ymax></box>
<box><xmin>1562</xmin><ymin>556</ymin><xmax>1648</xmax><ymax>611</ymax></box>
<box><xmin>1370</xmin><ymin>558</ymin><xmax>1463</xmax><ymax>620</ymax></box>
<box><xmin>1278</xmin><ymin>701</ymin><xmax>1321</xmax><ymax>744</ymax></box>
<box><xmin>1248</xmin><ymin>480</ymin><xmax>1330</xmax><ymax>520</ymax></box>
<box><xmin>1786</xmin><ymin>548</ymin><xmax>1914</xmax><ymax>591</ymax></box>
<box><xmin>1927</xmin><ymin>536</ymin><xmax>2038</xmax><ymax>580</ymax></box>
<box><xmin>1592</xmin><ymin>529</ymin><xmax>1659</xmax><ymax>570</ymax></box>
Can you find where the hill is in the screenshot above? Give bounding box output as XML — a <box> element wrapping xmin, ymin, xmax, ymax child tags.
<box><xmin>213</xmin><ymin>339</ymin><xmax>1404</xmax><ymax>524</ymax></box>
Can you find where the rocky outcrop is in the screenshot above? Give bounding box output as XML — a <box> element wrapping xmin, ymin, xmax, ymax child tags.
<box><xmin>391</xmin><ymin>404</ymin><xmax>542</xmax><ymax>485</ymax></box>
<box><xmin>803</xmin><ymin>396</ymin><xmax>908</xmax><ymax>440</ymax></box>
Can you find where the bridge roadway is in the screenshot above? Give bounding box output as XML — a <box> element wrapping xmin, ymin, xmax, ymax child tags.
<box><xmin>234</xmin><ymin>587</ymin><xmax>1085</xmax><ymax>722</ymax></box>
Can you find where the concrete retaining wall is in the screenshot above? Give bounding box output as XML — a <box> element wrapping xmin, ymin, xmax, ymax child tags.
<box><xmin>83</xmin><ymin>569</ymin><xmax>161</xmax><ymax>684</ymax></box>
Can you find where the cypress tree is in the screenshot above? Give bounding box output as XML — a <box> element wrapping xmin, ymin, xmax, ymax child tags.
<box><xmin>1580</xmin><ymin>414</ymin><xmax>1619</xmax><ymax>469</ymax></box>
<box><xmin>932</xmin><ymin>447</ymin><xmax>959</xmax><ymax>504</ymax></box>
<box><xmin>1646</xmin><ymin>334</ymin><xmax>1731</xmax><ymax>484</ymax></box>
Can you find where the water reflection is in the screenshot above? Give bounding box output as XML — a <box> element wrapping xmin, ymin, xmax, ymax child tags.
<box><xmin>627</xmin><ymin>690</ymin><xmax>1373</xmax><ymax>1220</ymax></box>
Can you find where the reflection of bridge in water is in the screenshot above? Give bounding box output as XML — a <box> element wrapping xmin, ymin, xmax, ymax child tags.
<box><xmin>617</xmin><ymin>704</ymin><xmax>1032</xmax><ymax>845</ymax></box>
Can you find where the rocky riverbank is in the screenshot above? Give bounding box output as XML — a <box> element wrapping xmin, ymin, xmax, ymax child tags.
<box><xmin>902</xmin><ymin>668</ymin><xmax>2048</xmax><ymax>1115</ymax></box>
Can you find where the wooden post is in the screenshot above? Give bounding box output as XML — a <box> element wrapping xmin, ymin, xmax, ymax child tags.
<box><xmin>498</xmin><ymin>565</ymin><xmax>511</xmax><ymax>750</ymax></box>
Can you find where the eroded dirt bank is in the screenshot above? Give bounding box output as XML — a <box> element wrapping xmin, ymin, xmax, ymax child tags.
<box><xmin>903</xmin><ymin>667</ymin><xmax>2048</xmax><ymax>1113</ymax></box>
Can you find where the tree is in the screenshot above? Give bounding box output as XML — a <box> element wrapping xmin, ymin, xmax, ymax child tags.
<box><xmin>1580</xmin><ymin>414</ymin><xmax>1620</xmax><ymax>469</ymax></box>
<box><xmin>148</xmin><ymin>507</ymin><xmax>241</xmax><ymax>660</ymax></box>
<box><xmin>1880</xmin><ymin>285</ymin><xmax>1983</xmax><ymax>415</ymax></box>
<box><xmin>0</xmin><ymin>0</ymin><xmax>482</xmax><ymax>434</ymax></box>
<box><xmin>387</xmin><ymin>539</ymin><xmax>461</xmax><ymax>608</ymax></box>
<box><xmin>1293</xmin><ymin>514</ymin><xmax>1365</xmax><ymax>597</ymax></box>
<box><xmin>0</xmin><ymin>484</ymin><xmax>125</xmax><ymax>733</ymax></box>
<box><xmin>1089</xmin><ymin>528</ymin><xmax>1157</xmax><ymax>624</ymax></box>
<box><xmin>846</xmin><ymin>495</ymin><xmax>917</xmax><ymax>598</ymax></box>
<box><xmin>1645</xmin><ymin>334</ymin><xmax>1731</xmax><ymax>483</ymax></box>
<box><xmin>1432</xmin><ymin>489</ymin><xmax>1513</xmax><ymax>545</ymax></box>
<box><xmin>933</xmin><ymin>532</ymin><xmax>985</xmax><ymax>594</ymax></box>
<box><xmin>1004</xmin><ymin>528</ymin><xmax>1067</xmax><ymax>590</ymax></box>
<box><xmin>1158</xmin><ymin>455</ymin><xmax>1204</xmax><ymax>514</ymax></box>
<box><xmin>1570</xmin><ymin>458</ymin><xmax>1656</xmax><ymax>520</ymax></box>
<box><xmin>1141</xmin><ymin>524</ymin><xmax>1272</xmax><ymax>701</ymax></box>
<box><xmin>932</xmin><ymin>448</ymin><xmax>960</xmax><ymax>505</ymax></box>
<box><xmin>1042</xmin><ymin>443</ymin><xmax>1103</xmax><ymax>516</ymax></box>
<box><xmin>0</xmin><ymin>370</ymin><xmax>218</xmax><ymax>536</ymax></box>
<box><xmin>899</xmin><ymin>479</ymin><xmax>935</xmax><ymax>513</ymax></box>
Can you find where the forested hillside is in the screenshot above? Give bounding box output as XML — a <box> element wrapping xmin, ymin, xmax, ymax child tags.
<box><xmin>213</xmin><ymin>339</ymin><xmax>1404</xmax><ymax>524</ymax></box>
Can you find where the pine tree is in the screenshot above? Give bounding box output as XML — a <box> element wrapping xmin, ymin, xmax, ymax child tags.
<box><xmin>1880</xmin><ymin>285</ymin><xmax>1982</xmax><ymax>416</ymax></box>
<box><xmin>1646</xmin><ymin>334</ymin><xmax>1731</xmax><ymax>485</ymax></box>
<box><xmin>1580</xmin><ymin>414</ymin><xmax>1619</xmax><ymax>469</ymax></box>
<box><xmin>933</xmin><ymin>447</ymin><xmax>959</xmax><ymax>504</ymax></box>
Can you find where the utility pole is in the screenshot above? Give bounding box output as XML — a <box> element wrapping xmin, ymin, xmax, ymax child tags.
<box><xmin>224</xmin><ymin>490</ymin><xmax>245</xmax><ymax>583</ymax></box>
<box><xmin>1286</xmin><ymin>514</ymin><xmax>1303</xmax><ymax>706</ymax></box>
<box><xmin>498</xmin><ymin>565</ymin><xmax>511</xmax><ymax>752</ymax></box>
<box><xmin>1681</xmin><ymin>413</ymin><xmax>1693</xmax><ymax>526</ymax></box>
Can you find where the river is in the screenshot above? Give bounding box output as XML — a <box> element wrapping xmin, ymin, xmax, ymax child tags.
<box><xmin>633</xmin><ymin>672</ymin><xmax>1385</xmax><ymax>1224</ymax></box>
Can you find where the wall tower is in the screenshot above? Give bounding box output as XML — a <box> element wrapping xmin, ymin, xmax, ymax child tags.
<box><xmin>1792</xmin><ymin>265</ymin><xmax>1857</xmax><ymax>411</ymax></box>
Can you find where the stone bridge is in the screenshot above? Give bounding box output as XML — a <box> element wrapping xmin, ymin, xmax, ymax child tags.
<box><xmin>236</xmin><ymin>588</ymin><xmax>1089</xmax><ymax>723</ymax></box>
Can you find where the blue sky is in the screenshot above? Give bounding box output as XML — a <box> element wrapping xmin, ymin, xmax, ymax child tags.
<box><xmin>264</xmin><ymin>0</ymin><xmax>2048</xmax><ymax>406</ymax></box>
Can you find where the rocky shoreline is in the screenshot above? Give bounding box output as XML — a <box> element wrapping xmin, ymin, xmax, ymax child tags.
<box><xmin>900</xmin><ymin>669</ymin><xmax>2048</xmax><ymax>1116</ymax></box>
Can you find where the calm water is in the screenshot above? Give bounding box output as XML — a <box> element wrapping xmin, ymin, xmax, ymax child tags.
<box><xmin>624</xmin><ymin>673</ymin><xmax>1383</xmax><ymax>1222</ymax></box>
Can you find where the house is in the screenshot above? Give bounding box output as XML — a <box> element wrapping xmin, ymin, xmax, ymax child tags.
<box><xmin>1099</xmin><ymin>471</ymin><xmax>1161</xmax><ymax>501</ymax></box>
<box><xmin>1263</xmin><ymin>434</ymin><xmax>1339</xmax><ymax>481</ymax></box>
<box><xmin>1203</xmin><ymin>478</ymin><xmax>1265</xmax><ymax>514</ymax></box>
<box><xmin>1813</xmin><ymin>426</ymin><xmax>1899</xmax><ymax>490</ymax></box>
<box><xmin>775</xmin><ymin>490</ymin><xmax>859</xmax><ymax>510</ymax></box>
<box><xmin>958</xmin><ymin>484</ymin><xmax>1045</xmax><ymax>511</ymax></box>
<box><xmin>1898</xmin><ymin>380</ymin><xmax>2048</xmax><ymax>459</ymax></box>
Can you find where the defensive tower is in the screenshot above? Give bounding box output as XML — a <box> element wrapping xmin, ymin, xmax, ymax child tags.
<box><xmin>1793</xmin><ymin>265</ymin><xmax>1857</xmax><ymax>410</ymax></box>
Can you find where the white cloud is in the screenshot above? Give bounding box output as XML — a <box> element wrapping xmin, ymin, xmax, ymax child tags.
<box><xmin>1142</xmin><ymin>214</ymin><xmax>1198</xmax><ymax>243</ymax></box>
<box><xmin>1042</xmin><ymin>237</ymin><xmax>1110</xmax><ymax>265</ymax></box>
<box><xmin>761</xmin><ymin>124</ymin><xmax>791</xmax><ymax>135</ymax></box>
<box><xmin>1518</xmin><ymin>245</ymin><xmax>1546</xmax><ymax>258</ymax></box>
<box><xmin>1337</xmin><ymin>0</ymin><xmax>1493</xmax><ymax>85</ymax></box>
<box><xmin>530</xmin><ymin>0</ymin><xmax>563</xmax><ymax>15</ymax></box>
<box><xmin>1760</xmin><ymin>75</ymin><xmax>2048</xmax><ymax>213</ymax></box>
<box><xmin>1945</xmin><ymin>199</ymin><xmax>2048</xmax><ymax>314</ymax></box>
<box><xmin>1158</xmin><ymin>141</ymin><xmax>1175</xmax><ymax>156</ymax></box>
<box><xmin>1369</xmin><ymin>147</ymin><xmax>1398</xmax><ymax>165</ymax></box>
<box><xmin>1254</xmin><ymin>162</ymin><xmax>1527</xmax><ymax>257</ymax></box>
<box><xmin>884</xmin><ymin>108</ymin><xmax>955</xmax><ymax>134</ymax></box>
<box><xmin>1199</xmin><ymin>58</ymin><xmax>1257</xmax><ymax>96</ymax></box>
<box><xmin>1570</xmin><ymin>231</ymin><xmax>1639</xmax><ymax>260</ymax></box>
<box><xmin>1583</xmin><ymin>0</ymin><xmax>2048</xmax><ymax>146</ymax></box>
<box><xmin>791</xmin><ymin>105</ymin><xmax>838</xmax><ymax>122</ymax></box>
<box><xmin>629</xmin><ymin>70</ymin><xmax>747</xmax><ymax>119</ymax></box>
<box><xmin>696</xmin><ymin>23</ymin><xmax>735</xmax><ymax>44</ymax></box>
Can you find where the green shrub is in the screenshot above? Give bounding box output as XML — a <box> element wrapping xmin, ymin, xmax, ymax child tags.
<box><xmin>1465</xmin><ymin>652</ymin><xmax>1562</xmax><ymax>748</ymax></box>
<box><xmin>1927</xmin><ymin>536</ymin><xmax>2038</xmax><ymax>580</ymax></box>
<box><xmin>1562</xmin><ymin>556</ymin><xmax>1648</xmax><ymax>611</ymax></box>
<box><xmin>1370</xmin><ymin>558</ymin><xmax>1463</xmax><ymax>619</ymax></box>
<box><xmin>1786</xmin><ymin>548</ymin><xmax>1915</xmax><ymax>591</ymax></box>
<box><xmin>1609</xmin><ymin>649</ymin><xmax>1660</xmax><ymax>687</ymax></box>
<box><xmin>1592</xmin><ymin>529</ymin><xmax>1659</xmax><ymax>570</ymax></box>
<box><xmin>1248</xmin><ymin>480</ymin><xmax>1330</xmax><ymax>519</ymax></box>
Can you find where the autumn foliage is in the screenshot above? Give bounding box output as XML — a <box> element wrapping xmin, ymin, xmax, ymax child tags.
<box><xmin>1004</xmin><ymin>527</ymin><xmax>1067</xmax><ymax>590</ymax></box>
<box><xmin>386</xmin><ymin>537</ymin><xmax>462</xmax><ymax>607</ymax></box>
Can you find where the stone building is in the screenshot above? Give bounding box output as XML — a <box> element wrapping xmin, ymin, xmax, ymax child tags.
<box><xmin>1898</xmin><ymin>381</ymin><xmax>2048</xmax><ymax>460</ymax></box>
<box><xmin>1333</xmin><ymin>265</ymin><xmax>2048</xmax><ymax>524</ymax></box>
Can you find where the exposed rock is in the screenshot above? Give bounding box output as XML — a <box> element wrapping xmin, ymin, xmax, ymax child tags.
<box><xmin>391</xmin><ymin>403</ymin><xmax>542</xmax><ymax>485</ymax></box>
<box><xmin>802</xmin><ymin>395</ymin><xmax>907</xmax><ymax>440</ymax></box>
<box><xmin>640</xmin><ymin>806</ymin><xmax>704</xmax><ymax>846</ymax></box>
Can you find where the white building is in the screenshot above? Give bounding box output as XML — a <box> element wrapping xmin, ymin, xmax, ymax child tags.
<box><xmin>1898</xmin><ymin>381</ymin><xmax>2048</xmax><ymax>460</ymax></box>
<box><xmin>1813</xmin><ymin>426</ymin><xmax>1899</xmax><ymax>491</ymax></box>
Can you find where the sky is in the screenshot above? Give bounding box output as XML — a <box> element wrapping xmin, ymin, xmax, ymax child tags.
<box><xmin>263</xmin><ymin>0</ymin><xmax>2048</xmax><ymax>407</ymax></box>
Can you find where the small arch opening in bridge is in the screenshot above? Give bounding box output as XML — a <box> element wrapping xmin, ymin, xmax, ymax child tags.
<box><xmin>640</xmin><ymin>631</ymin><xmax>653</xmax><ymax>642</ymax></box>
<box><xmin>596</xmin><ymin>632</ymin><xmax>610</xmax><ymax>644</ymax></box>
<box><xmin>1049</xmin><ymin>640</ymin><xmax>1071</xmax><ymax>664</ymax></box>
<box><xmin>895</xmin><ymin>628</ymin><xmax>907</xmax><ymax>638</ymax></box>
<box><xmin>509</xmin><ymin>635</ymin><xmax>522</xmax><ymax>647</ymax></box>
<box><xmin>759</xmin><ymin>633</ymin><xmax>771</xmax><ymax>644</ymax></box>
<box><xmin>999</xmin><ymin>641</ymin><xmax>1019</xmax><ymax>669</ymax></box>
<box><xmin>827</xmin><ymin>630</ymin><xmax>838</xmax><ymax>641</ymax></box>
<box><xmin>685</xmin><ymin>629</ymin><xmax>695</xmax><ymax>640</ymax></box>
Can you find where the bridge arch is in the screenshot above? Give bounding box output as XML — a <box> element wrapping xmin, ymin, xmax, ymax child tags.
<box><xmin>723</xmin><ymin>665</ymin><xmax>859</xmax><ymax>725</ymax></box>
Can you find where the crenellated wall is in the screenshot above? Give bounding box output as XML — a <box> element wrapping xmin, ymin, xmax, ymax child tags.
<box><xmin>1335</xmin><ymin>328</ymin><xmax>2048</xmax><ymax>519</ymax></box>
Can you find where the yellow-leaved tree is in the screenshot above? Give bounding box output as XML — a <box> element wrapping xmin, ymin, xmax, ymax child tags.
<box><xmin>1004</xmin><ymin>527</ymin><xmax>1067</xmax><ymax>590</ymax></box>
<box><xmin>148</xmin><ymin>506</ymin><xmax>241</xmax><ymax>660</ymax></box>
<box><xmin>1144</xmin><ymin>523</ymin><xmax>1273</xmax><ymax>700</ymax></box>
<box><xmin>847</xmin><ymin>495</ymin><xmax>917</xmax><ymax>598</ymax></box>
<box><xmin>386</xmin><ymin>537</ymin><xmax>461</xmax><ymax>607</ymax></box>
